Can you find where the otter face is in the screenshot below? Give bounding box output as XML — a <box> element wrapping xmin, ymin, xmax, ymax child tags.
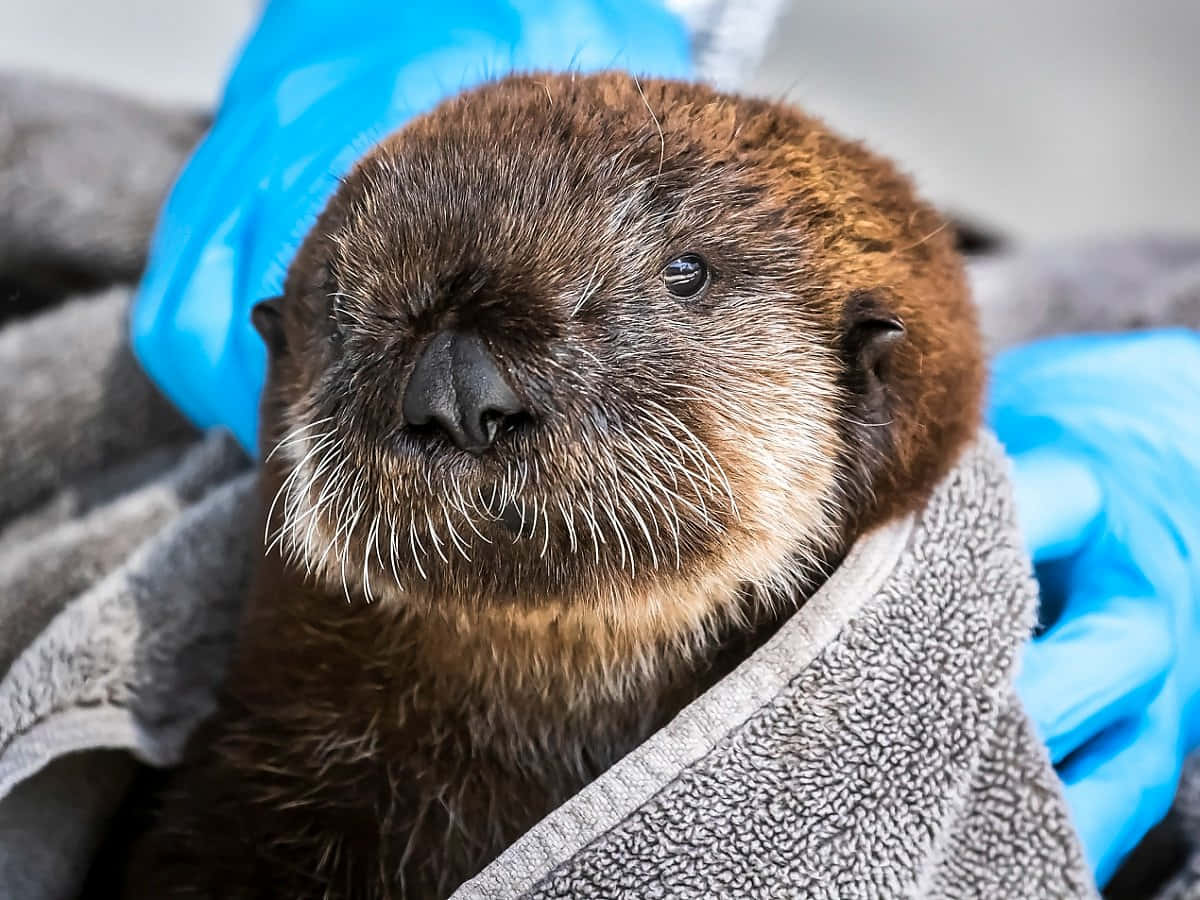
<box><xmin>255</xmin><ymin>74</ymin><xmax>979</xmax><ymax>629</ymax></box>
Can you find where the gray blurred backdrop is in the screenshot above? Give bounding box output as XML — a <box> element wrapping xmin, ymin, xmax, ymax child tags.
<box><xmin>2</xmin><ymin>0</ymin><xmax>1198</xmax><ymax>242</ymax></box>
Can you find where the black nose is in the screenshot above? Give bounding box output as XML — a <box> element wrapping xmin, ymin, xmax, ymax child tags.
<box><xmin>402</xmin><ymin>331</ymin><xmax>525</xmax><ymax>454</ymax></box>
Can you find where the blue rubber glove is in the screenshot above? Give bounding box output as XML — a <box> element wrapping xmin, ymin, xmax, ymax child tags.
<box><xmin>992</xmin><ymin>330</ymin><xmax>1200</xmax><ymax>886</ymax></box>
<box><xmin>130</xmin><ymin>0</ymin><xmax>691</xmax><ymax>453</ymax></box>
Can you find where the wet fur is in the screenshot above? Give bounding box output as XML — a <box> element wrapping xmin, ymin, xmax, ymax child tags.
<box><xmin>122</xmin><ymin>73</ymin><xmax>983</xmax><ymax>898</ymax></box>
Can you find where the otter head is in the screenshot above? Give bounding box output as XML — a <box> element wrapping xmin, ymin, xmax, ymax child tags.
<box><xmin>253</xmin><ymin>73</ymin><xmax>982</xmax><ymax>641</ymax></box>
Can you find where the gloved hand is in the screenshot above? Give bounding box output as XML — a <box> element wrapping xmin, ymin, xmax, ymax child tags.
<box><xmin>130</xmin><ymin>0</ymin><xmax>691</xmax><ymax>453</ymax></box>
<box><xmin>992</xmin><ymin>330</ymin><xmax>1200</xmax><ymax>886</ymax></box>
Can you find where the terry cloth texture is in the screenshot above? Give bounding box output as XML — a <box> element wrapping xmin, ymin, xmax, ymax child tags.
<box><xmin>453</xmin><ymin>436</ymin><xmax>1093</xmax><ymax>900</ymax></box>
<box><xmin>1</xmin><ymin>69</ymin><xmax>1199</xmax><ymax>899</ymax></box>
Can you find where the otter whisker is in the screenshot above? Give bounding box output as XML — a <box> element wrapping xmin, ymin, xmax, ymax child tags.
<box><xmin>614</xmin><ymin>436</ymin><xmax>675</xmax><ymax>536</ymax></box>
<box><xmin>655</xmin><ymin>440</ymin><xmax>711</xmax><ymax>516</ymax></box>
<box><xmin>598</xmin><ymin>444</ymin><xmax>659</xmax><ymax>569</ymax></box>
<box><xmin>441</xmin><ymin>502</ymin><xmax>472</xmax><ymax>562</ymax></box>
<box><xmin>264</xmin><ymin>430</ymin><xmax>333</xmax><ymax>545</ymax></box>
<box><xmin>663</xmin><ymin>493</ymin><xmax>684</xmax><ymax>568</ymax></box>
<box><xmin>668</xmin><ymin>422</ymin><xmax>738</xmax><ymax>518</ymax></box>
<box><xmin>498</xmin><ymin>466</ymin><xmax>514</xmax><ymax>511</ymax></box>
<box><xmin>625</xmin><ymin>441</ymin><xmax>685</xmax><ymax>565</ymax></box>
<box><xmin>298</xmin><ymin>453</ymin><xmax>350</xmax><ymax>574</ymax></box>
<box><xmin>272</xmin><ymin>427</ymin><xmax>332</xmax><ymax>505</ymax></box>
<box><xmin>294</xmin><ymin>430</ymin><xmax>343</xmax><ymax>509</ymax></box>
<box><xmin>599</xmin><ymin>492</ymin><xmax>632</xmax><ymax>576</ymax></box>
<box><xmin>671</xmin><ymin>486</ymin><xmax>721</xmax><ymax>534</ymax></box>
<box><xmin>619</xmin><ymin>486</ymin><xmax>658</xmax><ymax>570</ymax></box>
<box><xmin>424</xmin><ymin>510</ymin><xmax>449</xmax><ymax>565</ymax></box>
<box><xmin>657</xmin><ymin>380</ymin><xmax>727</xmax><ymax>408</ymax></box>
<box><xmin>333</xmin><ymin>482</ymin><xmax>367</xmax><ymax>602</ymax></box>
<box><xmin>512</xmin><ymin>497</ymin><xmax>528</xmax><ymax>544</ymax></box>
<box><xmin>408</xmin><ymin>513</ymin><xmax>428</xmax><ymax>581</ymax></box>
<box><xmin>639</xmin><ymin>409</ymin><xmax>734</xmax><ymax>519</ymax></box>
<box><xmin>449</xmin><ymin>480</ymin><xmax>488</xmax><ymax>544</ymax></box>
<box><xmin>457</xmin><ymin>489</ymin><xmax>493</xmax><ymax>545</ymax></box>
<box><xmin>557</xmin><ymin>498</ymin><xmax>578</xmax><ymax>554</ymax></box>
<box><xmin>265</xmin><ymin>416</ymin><xmax>335</xmax><ymax>463</ymax></box>
<box><xmin>585</xmin><ymin>489</ymin><xmax>606</xmax><ymax>545</ymax></box>
<box><xmin>570</xmin><ymin>258</ymin><xmax>604</xmax><ymax>318</ymax></box>
<box><xmin>274</xmin><ymin>477</ymin><xmax>328</xmax><ymax>562</ymax></box>
<box><xmin>363</xmin><ymin>513</ymin><xmax>381</xmax><ymax>604</ymax></box>
<box><xmin>626</xmin><ymin>461</ymin><xmax>674</xmax><ymax>544</ymax></box>
<box><xmin>642</xmin><ymin>400</ymin><xmax>728</xmax><ymax>495</ymax></box>
<box><xmin>372</xmin><ymin>511</ymin><xmax>390</xmax><ymax>592</ymax></box>
<box><xmin>539</xmin><ymin>496</ymin><xmax>552</xmax><ymax>559</ymax></box>
<box><xmin>577</xmin><ymin>499</ymin><xmax>602</xmax><ymax>565</ymax></box>
<box><xmin>320</xmin><ymin>459</ymin><xmax>358</xmax><ymax>561</ymax></box>
<box><xmin>516</xmin><ymin>457</ymin><xmax>530</xmax><ymax>499</ymax></box>
<box><xmin>419</xmin><ymin>462</ymin><xmax>436</xmax><ymax>499</ymax></box>
<box><xmin>627</xmin><ymin>422</ymin><xmax>684</xmax><ymax>491</ymax></box>
<box><xmin>575</xmin><ymin>346</ymin><xmax>603</xmax><ymax>368</ymax></box>
<box><xmin>388</xmin><ymin>510</ymin><xmax>404</xmax><ymax>590</ymax></box>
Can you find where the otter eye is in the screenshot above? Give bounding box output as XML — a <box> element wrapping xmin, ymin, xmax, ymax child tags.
<box><xmin>662</xmin><ymin>253</ymin><xmax>708</xmax><ymax>298</ymax></box>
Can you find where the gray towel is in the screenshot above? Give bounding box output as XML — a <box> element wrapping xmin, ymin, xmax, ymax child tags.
<box><xmin>1</xmin><ymin>69</ymin><xmax>1199</xmax><ymax>899</ymax></box>
<box><xmin>453</xmin><ymin>434</ymin><xmax>1092</xmax><ymax>899</ymax></box>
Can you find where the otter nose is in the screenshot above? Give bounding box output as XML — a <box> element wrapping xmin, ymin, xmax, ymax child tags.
<box><xmin>402</xmin><ymin>331</ymin><xmax>525</xmax><ymax>454</ymax></box>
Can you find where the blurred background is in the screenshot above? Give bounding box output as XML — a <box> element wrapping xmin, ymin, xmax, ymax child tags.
<box><xmin>1</xmin><ymin>0</ymin><xmax>1198</xmax><ymax>243</ymax></box>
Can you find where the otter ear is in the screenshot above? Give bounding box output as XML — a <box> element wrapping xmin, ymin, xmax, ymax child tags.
<box><xmin>251</xmin><ymin>296</ymin><xmax>287</xmax><ymax>356</ymax></box>
<box><xmin>853</xmin><ymin>315</ymin><xmax>905</xmax><ymax>376</ymax></box>
<box><xmin>843</xmin><ymin>290</ymin><xmax>905</xmax><ymax>411</ymax></box>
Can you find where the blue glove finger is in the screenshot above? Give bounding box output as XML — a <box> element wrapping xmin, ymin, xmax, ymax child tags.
<box><xmin>1018</xmin><ymin>593</ymin><xmax>1170</xmax><ymax>764</ymax></box>
<box><xmin>1015</xmin><ymin>443</ymin><xmax>1175</xmax><ymax>762</ymax></box>
<box><xmin>997</xmin><ymin>330</ymin><xmax>1200</xmax><ymax>884</ymax></box>
<box><xmin>1058</xmin><ymin>675</ymin><xmax>1184</xmax><ymax>886</ymax></box>
<box><xmin>1010</xmin><ymin>447</ymin><xmax>1104</xmax><ymax>564</ymax></box>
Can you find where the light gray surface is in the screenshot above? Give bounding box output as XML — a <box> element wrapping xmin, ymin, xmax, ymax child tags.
<box><xmin>2</xmin><ymin>0</ymin><xmax>1199</xmax><ymax>241</ymax></box>
<box><xmin>0</xmin><ymin>0</ymin><xmax>253</xmax><ymax>108</ymax></box>
<box><xmin>750</xmin><ymin>0</ymin><xmax>1200</xmax><ymax>242</ymax></box>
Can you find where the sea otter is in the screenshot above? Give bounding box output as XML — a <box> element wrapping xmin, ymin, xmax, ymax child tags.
<box><xmin>124</xmin><ymin>72</ymin><xmax>983</xmax><ymax>898</ymax></box>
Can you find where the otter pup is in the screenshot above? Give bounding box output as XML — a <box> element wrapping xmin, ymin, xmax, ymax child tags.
<box><xmin>125</xmin><ymin>72</ymin><xmax>982</xmax><ymax>898</ymax></box>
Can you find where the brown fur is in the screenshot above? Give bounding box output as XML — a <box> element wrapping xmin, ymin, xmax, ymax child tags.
<box><xmin>122</xmin><ymin>73</ymin><xmax>983</xmax><ymax>898</ymax></box>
